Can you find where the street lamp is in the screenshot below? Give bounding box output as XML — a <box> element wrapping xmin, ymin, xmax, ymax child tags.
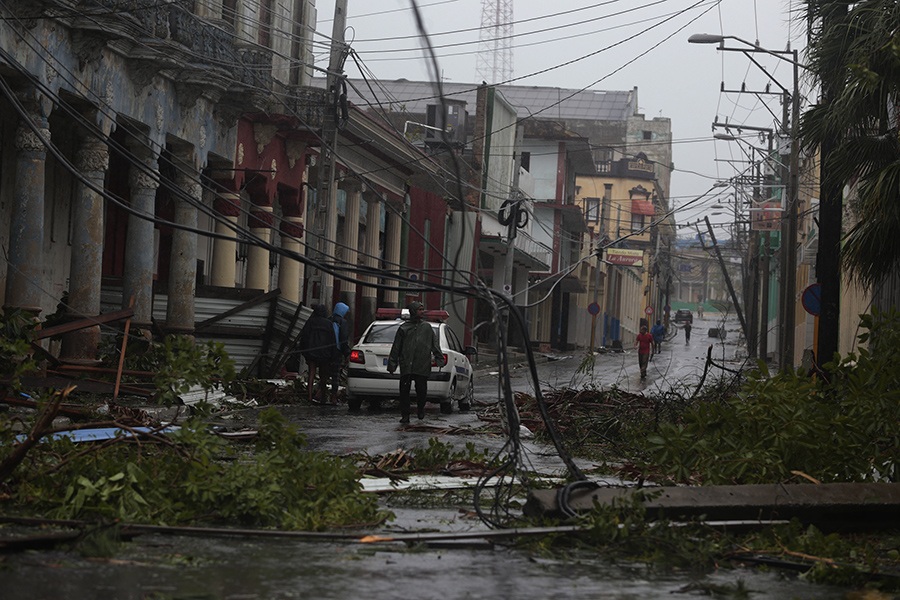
<box><xmin>690</xmin><ymin>32</ymin><xmax>801</xmax><ymax>370</ymax></box>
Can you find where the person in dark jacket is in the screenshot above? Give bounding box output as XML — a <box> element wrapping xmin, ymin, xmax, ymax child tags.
<box><xmin>298</xmin><ymin>304</ymin><xmax>337</xmax><ymax>404</ymax></box>
<box><xmin>329</xmin><ymin>302</ymin><xmax>352</xmax><ymax>404</ymax></box>
<box><xmin>387</xmin><ymin>301</ymin><xmax>445</xmax><ymax>424</ymax></box>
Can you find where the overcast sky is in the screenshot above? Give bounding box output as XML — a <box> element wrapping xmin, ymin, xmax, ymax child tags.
<box><xmin>312</xmin><ymin>0</ymin><xmax>808</xmax><ymax>236</ymax></box>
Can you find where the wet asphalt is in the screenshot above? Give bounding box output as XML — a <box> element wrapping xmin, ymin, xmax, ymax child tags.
<box><xmin>2</xmin><ymin>316</ymin><xmax>848</xmax><ymax>599</ymax></box>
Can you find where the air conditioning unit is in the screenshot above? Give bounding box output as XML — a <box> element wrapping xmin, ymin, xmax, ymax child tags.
<box><xmin>425</xmin><ymin>99</ymin><xmax>468</xmax><ymax>148</ymax></box>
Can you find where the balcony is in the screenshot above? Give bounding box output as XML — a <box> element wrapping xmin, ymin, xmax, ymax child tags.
<box><xmin>479</xmin><ymin>230</ymin><xmax>551</xmax><ymax>271</ymax></box>
<box><xmin>55</xmin><ymin>1</ymin><xmax>272</xmax><ymax>99</ymax></box>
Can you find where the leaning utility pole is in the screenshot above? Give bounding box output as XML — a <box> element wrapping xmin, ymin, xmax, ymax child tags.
<box><xmin>310</xmin><ymin>0</ymin><xmax>349</xmax><ymax>307</ymax></box>
<box><xmin>704</xmin><ymin>216</ymin><xmax>748</xmax><ymax>342</ymax></box>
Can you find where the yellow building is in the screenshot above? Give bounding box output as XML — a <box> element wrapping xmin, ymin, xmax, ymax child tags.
<box><xmin>574</xmin><ymin>154</ymin><xmax>670</xmax><ymax>349</ymax></box>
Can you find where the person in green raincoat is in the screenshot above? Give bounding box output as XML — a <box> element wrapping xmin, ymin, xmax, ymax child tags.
<box><xmin>387</xmin><ymin>301</ymin><xmax>445</xmax><ymax>424</ymax></box>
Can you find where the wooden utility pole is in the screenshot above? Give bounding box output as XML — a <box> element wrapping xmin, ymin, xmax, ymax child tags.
<box><xmin>310</xmin><ymin>0</ymin><xmax>349</xmax><ymax>307</ymax></box>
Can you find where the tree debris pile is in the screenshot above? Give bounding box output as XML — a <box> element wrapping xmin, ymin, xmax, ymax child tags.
<box><xmin>495</xmin><ymin>387</ymin><xmax>694</xmax><ymax>460</ymax></box>
<box><xmin>357</xmin><ymin>439</ymin><xmax>495</xmax><ymax>481</ymax></box>
<box><xmin>0</xmin><ymin>409</ymin><xmax>388</xmax><ymax>532</ymax></box>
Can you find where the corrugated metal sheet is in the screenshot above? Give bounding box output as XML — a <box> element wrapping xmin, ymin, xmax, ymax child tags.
<box><xmin>99</xmin><ymin>286</ymin><xmax>312</xmax><ymax>373</ymax></box>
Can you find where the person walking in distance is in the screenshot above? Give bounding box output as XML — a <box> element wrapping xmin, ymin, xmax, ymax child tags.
<box><xmin>635</xmin><ymin>325</ymin><xmax>653</xmax><ymax>380</ymax></box>
<box><xmin>330</xmin><ymin>302</ymin><xmax>352</xmax><ymax>404</ymax></box>
<box><xmin>298</xmin><ymin>304</ymin><xmax>338</xmax><ymax>404</ymax></box>
<box><xmin>684</xmin><ymin>321</ymin><xmax>692</xmax><ymax>344</ymax></box>
<box><xmin>650</xmin><ymin>320</ymin><xmax>665</xmax><ymax>355</ymax></box>
<box><xmin>387</xmin><ymin>302</ymin><xmax>445</xmax><ymax>424</ymax></box>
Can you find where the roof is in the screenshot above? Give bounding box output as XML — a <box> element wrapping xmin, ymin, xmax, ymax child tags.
<box><xmin>333</xmin><ymin>78</ymin><xmax>636</xmax><ymax>122</ymax></box>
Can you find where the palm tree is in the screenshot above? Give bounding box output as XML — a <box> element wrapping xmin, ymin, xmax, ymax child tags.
<box><xmin>800</xmin><ymin>0</ymin><xmax>900</xmax><ymax>286</ymax></box>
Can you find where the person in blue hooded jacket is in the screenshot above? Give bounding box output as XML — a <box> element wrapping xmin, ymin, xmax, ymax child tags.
<box><xmin>328</xmin><ymin>302</ymin><xmax>351</xmax><ymax>404</ymax></box>
<box><xmin>650</xmin><ymin>320</ymin><xmax>665</xmax><ymax>355</ymax></box>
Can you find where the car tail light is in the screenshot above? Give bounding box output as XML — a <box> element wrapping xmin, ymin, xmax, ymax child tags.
<box><xmin>349</xmin><ymin>349</ymin><xmax>365</xmax><ymax>364</ymax></box>
<box><xmin>432</xmin><ymin>353</ymin><xmax>448</xmax><ymax>367</ymax></box>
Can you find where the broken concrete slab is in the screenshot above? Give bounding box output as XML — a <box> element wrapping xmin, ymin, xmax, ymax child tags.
<box><xmin>524</xmin><ymin>482</ymin><xmax>900</xmax><ymax>531</ymax></box>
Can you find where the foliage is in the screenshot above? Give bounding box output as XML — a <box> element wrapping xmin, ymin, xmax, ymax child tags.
<box><xmin>411</xmin><ymin>438</ymin><xmax>492</xmax><ymax>471</ymax></box>
<box><xmin>0</xmin><ymin>308</ymin><xmax>39</xmax><ymax>387</ymax></box>
<box><xmin>126</xmin><ymin>335</ymin><xmax>237</xmax><ymax>405</ymax></box>
<box><xmin>531</xmin><ymin>497</ymin><xmax>900</xmax><ymax>591</ymax></box>
<box><xmin>800</xmin><ymin>0</ymin><xmax>900</xmax><ymax>284</ymax></box>
<box><xmin>637</xmin><ymin>310</ymin><xmax>900</xmax><ymax>485</ymax></box>
<box><xmin>6</xmin><ymin>409</ymin><xmax>389</xmax><ymax>531</ymax></box>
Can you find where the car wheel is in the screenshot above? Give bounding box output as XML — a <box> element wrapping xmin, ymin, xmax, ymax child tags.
<box><xmin>367</xmin><ymin>397</ymin><xmax>382</xmax><ymax>413</ymax></box>
<box><xmin>348</xmin><ymin>396</ymin><xmax>363</xmax><ymax>412</ymax></box>
<box><xmin>441</xmin><ymin>381</ymin><xmax>455</xmax><ymax>414</ymax></box>
<box><xmin>459</xmin><ymin>378</ymin><xmax>473</xmax><ymax>412</ymax></box>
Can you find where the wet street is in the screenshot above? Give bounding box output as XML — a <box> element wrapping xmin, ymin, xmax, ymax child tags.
<box><xmin>0</xmin><ymin>316</ymin><xmax>852</xmax><ymax>599</ymax></box>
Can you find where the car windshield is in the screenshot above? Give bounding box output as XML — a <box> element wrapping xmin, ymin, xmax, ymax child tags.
<box><xmin>364</xmin><ymin>322</ymin><xmax>400</xmax><ymax>344</ymax></box>
<box><xmin>362</xmin><ymin>321</ymin><xmax>441</xmax><ymax>344</ymax></box>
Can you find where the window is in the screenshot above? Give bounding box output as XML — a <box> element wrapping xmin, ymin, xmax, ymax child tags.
<box><xmin>445</xmin><ymin>326</ymin><xmax>463</xmax><ymax>353</ymax></box>
<box><xmin>423</xmin><ymin>218</ymin><xmax>431</xmax><ymax>277</ymax></box>
<box><xmin>519</xmin><ymin>151</ymin><xmax>531</xmax><ymax>172</ymax></box>
<box><xmin>222</xmin><ymin>0</ymin><xmax>237</xmax><ymax>29</ymax></box>
<box><xmin>642</xmin><ymin>130</ymin><xmax>653</xmax><ymax>141</ymax></box>
<box><xmin>258</xmin><ymin>0</ymin><xmax>273</xmax><ymax>47</ymax></box>
<box><xmin>585</xmin><ymin>198</ymin><xmax>600</xmax><ymax>222</ymax></box>
<box><xmin>631</xmin><ymin>213</ymin><xmax>645</xmax><ymax>232</ymax></box>
<box><xmin>364</xmin><ymin>323</ymin><xmax>400</xmax><ymax>344</ymax></box>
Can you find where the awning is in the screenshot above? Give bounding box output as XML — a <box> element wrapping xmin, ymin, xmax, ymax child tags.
<box><xmin>632</xmin><ymin>199</ymin><xmax>655</xmax><ymax>216</ymax></box>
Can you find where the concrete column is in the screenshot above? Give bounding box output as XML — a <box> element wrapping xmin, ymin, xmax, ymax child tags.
<box><xmin>166</xmin><ymin>161</ymin><xmax>200</xmax><ymax>334</ymax></box>
<box><xmin>319</xmin><ymin>174</ymin><xmax>338</xmax><ymax>306</ymax></box>
<box><xmin>339</xmin><ymin>181</ymin><xmax>362</xmax><ymax>317</ymax></box>
<box><xmin>493</xmin><ymin>251</ymin><xmax>509</xmax><ymax>294</ymax></box>
<box><xmin>279</xmin><ymin>216</ymin><xmax>304</xmax><ymax>303</ymax></box>
<box><xmin>246</xmin><ymin>205</ymin><xmax>273</xmax><ymax>291</ymax></box>
<box><xmin>383</xmin><ymin>206</ymin><xmax>402</xmax><ymax>308</ymax></box>
<box><xmin>278</xmin><ymin>185</ymin><xmax>304</xmax><ymax>304</ymax></box>
<box><xmin>5</xmin><ymin>98</ymin><xmax>49</xmax><ymax>314</ymax></box>
<box><xmin>360</xmin><ymin>191</ymin><xmax>382</xmax><ymax>324</ymax></box>
<box><xmin>123</xmin><ymin>141</ymin><xmax>160</xmax><ymax>328</ymax></box>
<box><xmin>60</xmin><ymin>133</ymin><xmax>110</xmax><ymax>362</ymax></box>
<box><xmin>211</xmin><ymin>190</ymin><xmax>241</xmax><ymax>287</ymax></box>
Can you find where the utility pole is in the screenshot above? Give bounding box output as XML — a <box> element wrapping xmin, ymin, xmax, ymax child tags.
<box><xmin>704</xmin><ymin>216</ymin><xmax>748</xmax><ymax>341</ymax></box>
<box><xmin>310</xmin><ymin>0</ymin><xmax>349</xmax><ymax>307</ymax></box>
<box><xmin>778</xmin><ymin>50</ymin><xmax>801</xmax><ymax>369</ymax></box>
<box><xmin>815</xmin><ymin>5</ymin><xmax>847</xmax><ymax>366</ymax></box>
<box><xmin>500</xmin><ymin>124</ymin><xmax>525</xmax><ymax>345</ymax></box>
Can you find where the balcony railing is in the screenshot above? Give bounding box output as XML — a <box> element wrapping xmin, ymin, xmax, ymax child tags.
<box><xmin>61</xmin><ymin>1</ymin><xmax>273</xmax><ymax>94</ymax></box>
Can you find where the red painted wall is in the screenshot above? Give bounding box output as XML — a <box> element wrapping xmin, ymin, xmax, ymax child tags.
<box><xmin>406</xmin><ymin>186</ymin><xmax>448</xmax><ymax>312</ymax></box>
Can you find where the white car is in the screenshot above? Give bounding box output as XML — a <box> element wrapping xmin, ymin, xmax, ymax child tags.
<box><xmin>346</xmin><ymin>308</ymin><xmax>477</xmax><ymax>413</ymax></box>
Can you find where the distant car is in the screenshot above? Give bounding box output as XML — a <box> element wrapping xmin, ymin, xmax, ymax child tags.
<box><xmin>346</xmin><ymin>308</ymin><xmax>477</xmax><ymax>413</ymax></box>
<box><xmin>673</xmin><ymin>309</ymin><xmax>693</xmax><ymax>324</ymax></box>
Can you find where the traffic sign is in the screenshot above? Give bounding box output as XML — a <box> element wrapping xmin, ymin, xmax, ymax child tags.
<box><xmin>588</xmin><ymin>302</ymin><xmax>600</xmax><ymax>316</ymax></box>
<box><xmin>802</xmin><ymin>283</ymin><xmax>821</xmax><ymax>316</ymax></box>
<box><xmin>644</xmin><ymin>306</ymin><xmax>654</xmax><ymax>315</ymax></box>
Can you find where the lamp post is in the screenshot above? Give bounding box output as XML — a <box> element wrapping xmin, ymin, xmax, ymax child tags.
<box><xmin>690</xmin><ymin>33</ymin><xmax>801</xmax><ymax>369</ymax></box>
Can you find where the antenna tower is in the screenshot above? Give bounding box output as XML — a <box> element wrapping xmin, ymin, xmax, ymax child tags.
<box><xmin>475</xmin><ymin>0</ymin><xmax>513</xmax><ymax>84</ymax></box>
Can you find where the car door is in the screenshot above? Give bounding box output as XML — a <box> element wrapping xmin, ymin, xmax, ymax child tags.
<box><xmin>443</xmin><ymin>325</ymin><xmax>471</xmax><ymax>398</ymax></box>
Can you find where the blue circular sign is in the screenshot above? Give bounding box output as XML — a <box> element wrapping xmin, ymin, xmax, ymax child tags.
<box><xmin>802</xmin><ymin>283</ymin><xmax>821</xmax><ymax>316</ymax></box>
<box><xmin>587</xmin><ymin>302</ymin><xmax>601</xmax><ymax>316</ymax></box>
